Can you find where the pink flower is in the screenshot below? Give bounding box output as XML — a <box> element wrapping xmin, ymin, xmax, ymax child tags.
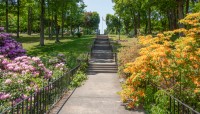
<box><xmin>5</xmin><ymin>79</ymin><xmax>12</xmax><ymax>84</ymax></box>
<box><xmin>32</xmin><ymin>57</ymin><xmax>40</xmax><ymax>62</ymax></box>
<box><xmin>2</xmin><ymin>59</ymin><xmax>8</xmax><ymax>65</ymax></box>
<box><xmin>0</xmin><ymin>93</ymin><xmax>11</xmax><ymax>100</ymax></box>
<box><xmin>18</xmin><ymin>80</ymin><xmax>23</xmax><ymax>84</ymax></box>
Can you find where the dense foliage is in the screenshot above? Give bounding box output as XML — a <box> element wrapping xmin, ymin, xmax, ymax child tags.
<box><xmin>110</xmin><ymin>0</ymin><xmax>200</xmax><ymax>36</ymax></box>
<box><xmin>0</xmin><ymin>0</ymin><xmax>100</xmax><ymax>45</ymax></box>
<box><xmin>119</xmin><ymin>12</ymin><xmax>200</xmax><ymax>113</ymax></box>
<box><xmin>0</xmin><ymin>27</ymin><xmax>26</xmax><ymax>59</ymax></box>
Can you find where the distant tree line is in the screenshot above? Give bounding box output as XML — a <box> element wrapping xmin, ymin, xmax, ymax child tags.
<box><xmin>0</xmin><ymin>0</ymin><xmax>100</xmax><ymax>45</ymax></box>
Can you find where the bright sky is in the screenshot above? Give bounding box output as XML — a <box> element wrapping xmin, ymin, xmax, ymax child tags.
<box><xmin>83</xmin><ymin>0</ymin><xmax>115</xmax><ymax>34</ymax></box>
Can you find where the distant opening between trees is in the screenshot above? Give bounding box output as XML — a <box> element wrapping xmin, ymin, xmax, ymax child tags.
<box><xmin>0</xmin><ymin>0</ymin><xmax>100</xmax><ymax>46</ymax></box>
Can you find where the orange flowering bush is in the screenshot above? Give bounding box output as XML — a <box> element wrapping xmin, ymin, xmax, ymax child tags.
<box><xmin>118</xmin><ymin>39</ymin><xmax>141</xmax><ymax>78</ymax></box>
<box><xmin>120</xmin><ymin>12</ymin><xmax>200</xmax><ymax>112</ymax></box>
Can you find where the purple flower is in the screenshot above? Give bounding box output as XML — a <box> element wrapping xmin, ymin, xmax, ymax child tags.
<box><xmin>0</xmin><ymin>27</ymin><xmax>4</xmax><ymax>32</ymax></box>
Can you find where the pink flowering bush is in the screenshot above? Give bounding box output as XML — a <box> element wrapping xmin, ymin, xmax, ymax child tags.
<box><xmin>0</xmin><ymin>27</ymin><xmax>26</xmax><ymax>59</ymax></box>
<box><xmin>0</xmin><ymin>55</ymin><xmax>53</xmax><ymax>110</ymax></box>
<box><xmin>46</xmin><ymin>54</ymin><xmax>68</xmax><ymax>80</ymax></box>
<box><xmin>0</xmin><ymin>27</ymin><xmax>69</xmax><ymax>111</ymax></box>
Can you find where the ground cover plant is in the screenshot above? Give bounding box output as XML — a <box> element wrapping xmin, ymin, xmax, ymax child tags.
<box><xmin>119</xmin><ymin>12</ymin><xmax>200</xmax><ymax>113</ymax></box>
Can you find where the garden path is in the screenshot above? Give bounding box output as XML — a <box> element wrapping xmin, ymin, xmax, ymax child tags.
<box><xmin>58</xmin><ymin>35</ymin><xmax>145</xmax><ymax>114</ymax></box>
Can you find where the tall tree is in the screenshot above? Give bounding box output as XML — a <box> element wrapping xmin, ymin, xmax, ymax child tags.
<box><xmin>17</xmin><ymin>0</ymin><xmax>20</xmax><ymax>38</ymax></box>
<box><xmin>5</xmin><ymin>0</ymin><xmax>8</xmax><ymax>32</ymax></box>
<box><xmin>40</xmin><ymin>0</ymin><xmax>45</xmax><ymax>46</ymax></box>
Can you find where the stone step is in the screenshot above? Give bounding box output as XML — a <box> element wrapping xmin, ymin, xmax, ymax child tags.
<box><xmin>92</xmin><ymin>50</ymin><xmax>112</xmax><ymax>53</ymax></box>
<box><xmin>93</xmin><ymin>46</ymin><xmax>111</xmax><ymax>50</ymax></box>
<box><xmin>94</xmin><ymin>41</ymin><xmax>109</xmax><ymax>44</ymax></box>
<box><xmin>89</xmin><ymin>62</ymin><xmax>116</xmax><ymax>64</ymax></box>
<box><xmin>88</xmin><ymin>68</ymin><xmax>118</xmax><ymax>71</ymax></box>
<box><xmin>87</xmin><ymin>69</ymin><xmax>117</xmax><ymax>73</ymax></box>
<box><xmin>91</xmin><ymin>54</ymin><xmax>114</xmax><ymax>59</ymax></box>
<box><xmin>89</xmin><ymin>63</ymin><xmax>117</xmax><ymax>66</ymax></box>
<box><xmin>96</xmin><ymin>35</ymin><xmax>108</xmax><ymax>39</ymax></box>
<box><xmin>89</xmin><ymin>65</ymin><xmax>117</xmax><ymax>68</ymax></box>
<box><xmin>94</xmin><ymin>44</ymin><xmax>110</xmax><ymax>46</ymax></box>
<box><xmin>89</xmin><ymin>59</ymin><xmax>115</xmax><ymax>63</ymax></box>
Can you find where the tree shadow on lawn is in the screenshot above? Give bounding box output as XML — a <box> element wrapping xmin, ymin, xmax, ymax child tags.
<box><xmin>27</xmin><ymin>36</ymin><xmax>94</xmax><ymax>57</ymax></box>
<box><xmin>16</xmin><ymin>35</ymin><xmax>85</xmax><ymax>44</ymax></box>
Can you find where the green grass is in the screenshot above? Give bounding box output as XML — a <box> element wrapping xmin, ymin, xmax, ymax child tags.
<box><xmin>15</xmin><ymin>34</ymin><xmax>95</xmax><ymax>68</ymax></box>
<box><xmin>16</xmin><ymin>34</ymin><xmax>94</xmax><ymax>57</ymax></box>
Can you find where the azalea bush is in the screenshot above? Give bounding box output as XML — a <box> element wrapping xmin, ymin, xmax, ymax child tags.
<box><xmin>118</xmin><ymin>39</ymin><xmax>141</xmax><ymax>79</ymax></box>
<box><xmin>119</xmin><ymin>12</ymin><xmax>200</xmax><ymax>112</ymax></box>
<box><xmin>0</xmin><ymin>27</ymin><xmax>26</xmax><ymax>59</ymax></box>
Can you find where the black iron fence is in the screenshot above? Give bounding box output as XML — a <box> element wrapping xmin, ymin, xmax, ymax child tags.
<box><xmin>1</xmin><ymin>64</ymin><xmax>80</xmax><ymax>114</ymax></box>
<box><xmin>146</xmin><ymin>83</ymin><xmax>200</xmax><ymax>114</ymax></box>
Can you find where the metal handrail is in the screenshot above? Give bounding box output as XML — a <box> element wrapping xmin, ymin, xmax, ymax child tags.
<box><xmin>148</xmin><ymin>83</ymin><xmax>200</xmax><ymax>114</ymax></box>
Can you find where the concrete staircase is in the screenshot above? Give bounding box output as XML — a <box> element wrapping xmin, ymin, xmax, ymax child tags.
<box><xmin>88</xmin><ymin>63</ymin><xmax>118</xmax><ymax>73</ymax></box>
<box><xmin>88</xmin><ymin>35</ymin><xmax>117</xmax><ymax>73</ymax></box>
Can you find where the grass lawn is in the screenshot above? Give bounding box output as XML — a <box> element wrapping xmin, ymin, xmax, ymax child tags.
<box><xmin>16</xmin><ymin>34</ymin><xmax>94</xmax><ymax>56</ymax></box>
<box><xmin>16</xmin><ymin>34</ymin><xmax>95</xmax><ymax>67</ymax></box>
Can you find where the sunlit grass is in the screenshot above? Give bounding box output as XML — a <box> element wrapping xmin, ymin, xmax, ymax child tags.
<box><xmin>16</xmin><ymin>34</ymin><xmax>95</xmax><ymax>57</ymax></box>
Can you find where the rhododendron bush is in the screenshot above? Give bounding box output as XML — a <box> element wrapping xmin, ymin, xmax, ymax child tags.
<box><xmin>119</xmin><ymin>12</ymin><xmax>200</xmax><ymax>112</ymax></box>
<box><xmin>0</xmin><ymin>29</ymin><xmax>68</xmax><ymax>111</ymax></box>
<box><xmin>0</xmin><ymin>27</ymin><xmax>26</xmax><ymax>59</ymax></box>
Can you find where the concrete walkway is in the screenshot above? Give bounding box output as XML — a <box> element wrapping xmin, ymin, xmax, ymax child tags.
<box><xmin>58</xmin><ymin>73</ymin><xmax>145</xmax><ymax>114</ymax></box>
<box><xmin>58</xmin><ymin>35</ymin><xmax>145</xmax><ymax>114</ymax></box>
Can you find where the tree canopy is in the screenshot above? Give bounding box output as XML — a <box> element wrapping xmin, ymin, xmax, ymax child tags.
<box><xmin>0</xmin><ymin>0</ymin><xmax>100</xmax><ymax>45</ymax></box>
<box><xmin>109</xmin><ymin>0</ymin><xmax>200</xmax><ymax>36</ymax></box>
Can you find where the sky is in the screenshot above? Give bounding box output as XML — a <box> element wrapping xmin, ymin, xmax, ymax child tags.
<box><xmin>83</xmin><ymin>0</ymin><xmax>115</xmax><ymax>34</ymax></box>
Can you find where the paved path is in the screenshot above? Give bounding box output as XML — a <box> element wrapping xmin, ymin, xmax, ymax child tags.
<box><xmin>58</xmin><ymin>35</ymin><xmax>145</xmax><ymax>114</ymax></box>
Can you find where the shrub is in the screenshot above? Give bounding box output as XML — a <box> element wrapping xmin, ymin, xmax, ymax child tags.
<box><xmin>76</xmin><ymin>32</ymin><xmax>82</xmax><ymax>38</ymax></box>
<box><xmin>70</xmin><ymin>71</ymin><xmax>87</xmax><ymax>88</ymax></box>
<box><xmin>0</xmin><ymin>55</ymin><xmax>52</xmax><ymax>110</ymax></box>
<box><xmin>0</xmin><ymin>27</ymin><xmax>26</xmax><ymax>59</ymax></box>
<box><xmin>118</xmin><ymin>39</ymin><xmax>141</xmax><ymax>79</ymax></box>
<box><xmin>119</xmin><ymin>12</ymin><xmax>200</xmax><ymax>112</ymax></box>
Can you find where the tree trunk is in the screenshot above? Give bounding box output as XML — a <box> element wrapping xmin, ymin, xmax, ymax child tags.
<box><xmin>145</xmin><ymin>14</ymin><xmax>148</xmax><ymax>34</ymax></box>
<box><xmin>40</xmin><ymin>0</ymin><xmax>45</xmax><ymax>46</ymax></box>
<box><xmin>5</xmin><ymin>0</ymin><xmax>8</xmax><ymax>32</ymax></box>
<box><xmin>71</xmin><ymin>25</ymin><xmax>73</xmax><ymax>36</ymax></box>
<box><xmin>133</xmin><ymin>13</ymin><xmax>137</xmax><ymax>36</ymax></box>
<box><xmin>28</xmin><ymin>7</ymin><xmax>32</xmax><ymax>35</ymax></box>
<box><xmin>148</xmin><ymin>7</ymin><xmax>152</xmax><ymax>34</ymax></box>
<box><xmin>50</xmin><ymin>10</ymin><xmax>54</xmax><ymax>39</ymax></box>
<box><xmin>17</xmin><ymin>0</ymin><xmax>20</xmax><ymax>38</ymax></box>
<box><xmin>177</xmin><ymin>0</ymin><xmax>184</xmax><ymax>28</ymax></box>
<box><xmin>48</xmin><ymin>0</ymin><xmax>51</xmax><ymax>39</ymax></box>
<box><xmin>61</xmin><ymin>12</ymin><xmax>64</xmax><ymax>38</ymax></box>
<box><xmin>138</xmin><ymin>12</ymin><xmax>141</xmax><ymax>29</ymax></box>
<box><xmin>174</xmin><ymin>9</ymin><xmax>178</xmax><ymax>29</ymax></box>
<box><xmin>55</xmin><ymin>14</ymin><xmax>60</xmax><ymax>43</ymax></box>
<box><xmin>167</xmin><ymin>10</ymin><xmax>172</xmax><ymax>30</ymax></box>
<box><xmin>185</xmin><ymin>0</ymin><xmax>189</xmax><ymax>14</ymax></box>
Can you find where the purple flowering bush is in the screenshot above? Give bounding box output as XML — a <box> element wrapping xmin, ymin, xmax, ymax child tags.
<box><xmin>0</xmin><ymin>27</ymin><xmax>26</xmax><ymax>59</ymax></box>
